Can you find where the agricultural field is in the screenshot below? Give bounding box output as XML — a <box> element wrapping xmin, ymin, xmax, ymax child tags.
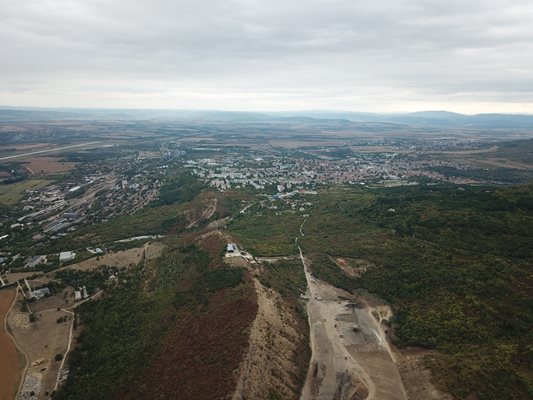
<box><xmin>21</xmin><ymin>157</ymin><xmax>77</xmax><ymax>174</ymax></box>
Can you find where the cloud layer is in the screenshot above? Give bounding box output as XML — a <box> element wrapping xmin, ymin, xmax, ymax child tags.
<box><xmin>1</xmin><ymin>0</ymin><xmax>532</xmax><ymax>112</ymax></box>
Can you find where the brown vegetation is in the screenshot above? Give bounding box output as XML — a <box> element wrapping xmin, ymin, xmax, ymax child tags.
<box><xmin>118</xmin><ymin>285</ymin><xmax>258</xmax><ymax>400</ymax></box>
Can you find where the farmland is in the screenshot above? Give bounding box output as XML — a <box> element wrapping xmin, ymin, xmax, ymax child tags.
<box><xmin>21</xmin><ymin>157</ymin><xmax>77</xmax><ymax>174</ymax></box>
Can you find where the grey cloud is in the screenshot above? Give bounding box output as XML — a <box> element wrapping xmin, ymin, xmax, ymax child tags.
<box><xmin>0</xmin><ymin>0</ymin><xmax>532</xmax><ymax>112</ymax></box>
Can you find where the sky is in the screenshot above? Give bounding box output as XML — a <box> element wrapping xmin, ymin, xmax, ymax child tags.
<box><xmin>1</xmin><ymin>0</ymin><xmax>533</xmax><ymax>113</ymax></box>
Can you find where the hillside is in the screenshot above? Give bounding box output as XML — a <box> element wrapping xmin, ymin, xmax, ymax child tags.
<box><xmin>231</xmin><ymin>184</ymin><xmax>533</xmax><ymax>399</ymax></box>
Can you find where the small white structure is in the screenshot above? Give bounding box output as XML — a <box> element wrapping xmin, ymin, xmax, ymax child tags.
<box><xmin>59</xmin><ymin>251</ymin><xmax>76</xmax><ymax>263</ymax></box>
<box><xmin>225</xmin><ymin>243</ymin><xmax>241</xmax><ymax>257</ymax></box>
<box><xmin>74</xmin><ymin>291</ymin><xmax>82</xmax><ymax>301</ymax></box>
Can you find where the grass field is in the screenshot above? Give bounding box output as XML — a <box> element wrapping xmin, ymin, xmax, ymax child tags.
<box><xmin>0</xmin><ymin>179</ymin><xmax>51</xmax><ymax>205</ymax></box>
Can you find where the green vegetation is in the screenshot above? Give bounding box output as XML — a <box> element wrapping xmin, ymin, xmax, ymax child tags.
<box><xmin>297</xmin><ymin>184</ymin><xmax>533</xmax><ymax>399</ymax></box>
<box><xmin>231</xmin><ymin>184</ymin><xmax>533</xmax><ymax>399</ymax></box>
<box><xmin>50</xmin><ymin>171</ymin><xmax>209</xmax><ymax>250</ymax></box>
<box><xmin>479</xmin><ymin>139</ymin><xmax>533</xmax><ymax>164</ymax></box>
<box><xmin>432</xmin><ymin>165</ymin><xmax>533</xmax><ymax>184</ymax></box>
<box><xmin>54</xmin><ymin>243</ymin><xmax>248</xmax><ymax>400</ymax></box>
<box><xmin>230</xmin><ymin>208</ymin><xmax>301</xmax><ymax>255</ymax></box>
<box><xmin>307</xmin><ymin>253</ymin><xmax>357</xmax><ymax>293</ymax></box>
<box><xmin>258</xmin><ymin>258</ymin><xmax>307</xmax><ymax>299</ymax></box>
<box><xmin>151</xmin><ymin>169</ymin><xmax>205</xmax><ymax>206</ymax></box>
<box><xmin>54</xmin><ymin>268</ymin><xmax>117</xmax><ymax>294</ymax></box>
<box><xmin>0</xmin><ymin>179</ymin><xmax>51</xmax><ymax>205</ymax></box>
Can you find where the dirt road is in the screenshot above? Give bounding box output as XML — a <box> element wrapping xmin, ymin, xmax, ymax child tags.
<box><xmin>298</xmin><ymin>219</ymin><xmax>407</xmax><ymax>400</ymax></box>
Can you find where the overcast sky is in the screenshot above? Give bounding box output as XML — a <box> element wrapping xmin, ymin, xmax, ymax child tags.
<box><xmin>1</xmin><ymin>0</ymin><xmax>532</xmax><ymax>113</ymax></box>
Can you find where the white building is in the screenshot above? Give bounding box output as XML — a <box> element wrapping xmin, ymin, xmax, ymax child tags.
<box><xmin>59</xmin><ymin>251</ymin><xmax>76</xmax><ymax>262</ymax></box>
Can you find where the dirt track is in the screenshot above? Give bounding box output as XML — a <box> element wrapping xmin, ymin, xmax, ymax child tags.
<box><xmin>0</xmin><ymin>290</ymin><xmax>23</xmax><ymax>400</ymax></box>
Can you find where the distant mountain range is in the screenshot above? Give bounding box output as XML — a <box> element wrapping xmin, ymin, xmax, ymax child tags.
<box><xmin>1</xmin><ymin>107</ymin><xmax>533</xmax><ymax>129</ymax></box>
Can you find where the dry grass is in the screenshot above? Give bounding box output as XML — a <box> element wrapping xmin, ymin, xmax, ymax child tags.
<box><xmin>55</xmin><ymin>243</ymin><xmax>165</xmax><ymax>272</ymax></box>
<box><xmin>23</xmin><ymin>157</ymin><xmax>77</xmax><ymax>174</ymax></box>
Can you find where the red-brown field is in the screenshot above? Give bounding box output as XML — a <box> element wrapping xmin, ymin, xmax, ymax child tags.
<box><xmin>118</xmin><ymin>285</ymin><xmax>258</xmax><ymax>400</ymax></box>
<box><xmin>0</xmin><ymin>290</ymin><xmax>23</xmax><ymax>400</ymax></box>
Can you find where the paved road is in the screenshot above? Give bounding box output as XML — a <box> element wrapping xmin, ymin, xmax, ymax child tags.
<box><xmin>0</xmin><ymin>142</ymin><xmax>100</xmax><ymax>161</ymax></box>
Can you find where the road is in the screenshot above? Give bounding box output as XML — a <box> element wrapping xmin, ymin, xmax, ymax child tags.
<box><xmin>298</xmin><ymin>217</ymin><xmax>407</xmax><ymax>400</ymax></box>
<box><xmin>4</xmin><ymin>286</ymin><xmax>30</xmax><ymax>400</ymax></box>
<box><xmin>0</xmin><ymin>142</ymin><xmax>100</xmax><ymax>161</ymax></box>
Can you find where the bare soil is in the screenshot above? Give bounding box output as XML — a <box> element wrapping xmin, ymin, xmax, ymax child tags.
<box><xmin>0</xmin><ymin>290</ymin><xmax>23</xmax><ymax>400</ymax></box>
<box><xmin>7</xmin><ymin>291</ymin><xmax>72</xmax><ymax>400</ymax></box>
<box><xmin>301</xmin><ymin>250</ymin><xmax>407</xmax><ymax>400</ymax></box>
<box><xmin>333</xmin><ymin>257</ymin><xmax>373</xmax><ymax>278</ymax></box>
<box><xmin>232</xmin><ymin>279</ymin><xmax>310</xmax><ymax>400</ymax></box>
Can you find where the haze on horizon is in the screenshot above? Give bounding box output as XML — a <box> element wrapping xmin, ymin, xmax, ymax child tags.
<box><xmin>1</xmin><ymin>0</ymin><xmax>532</xmax><ymax>114</ymax></box>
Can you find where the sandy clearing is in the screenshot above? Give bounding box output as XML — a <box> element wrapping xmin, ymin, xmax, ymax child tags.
<box><xmin>330</xmin><ymin>256</ymin><xmax>372</xmax><ymax>278</ymax></box>
<box><xmin>298</xmin><ymin>218</ymin><xmax>407</xmax><ymax>400</ymax></box>
<box><xmin>232</xmin><ymin>279</ymin><xmax>308</xmax><ymax>400</ymax></box>
<box><xmin>0</xmin><ymin>290</ymin><xmax>23</xmax><ymax>400</ymax></box>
